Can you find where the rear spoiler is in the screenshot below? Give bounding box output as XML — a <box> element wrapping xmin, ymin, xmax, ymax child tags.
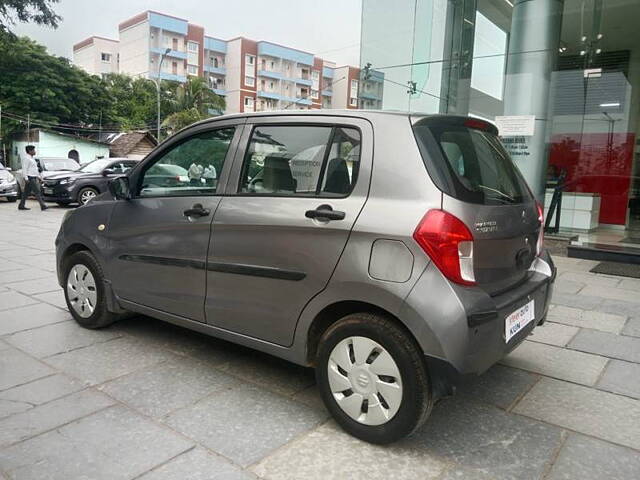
<box><xmin>411</xmin><ymin>115</ymin><xmax>499</xmax><ymax>136</ymax></box>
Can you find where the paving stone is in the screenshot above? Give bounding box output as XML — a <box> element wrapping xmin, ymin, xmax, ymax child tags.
<box><xmin>291</xmin><ymin>384</ymin><xmax>327</xmax><ymax>413</ymax></box>
<box><xmin>558</xmin><ymin>271</ymin><xmax>621</xmax><ymax>288</ymax></box>
<box><xmin>45</xmin><ymin>336</ymin><xmax>177</xmax><ymax>385</ymax></box>
<box><xmin>0</xmin><ymin>389</ymin><xmax>114</xmax><ymax>447</ymax></box>
<box><xmin>502</xmin><ymin>340</ymin><xmax>607</xmax><ymax>386</ymax></box>
<box><xmin>251</xmin><ymin>421</ymin><xmax>448</xmax><ymax>480</ymax></box>
<box><xmin>6</xmin><ymin>321</ymin><xmax>121</xmax><ymax>358</ymax></box>
<box><xmin>551</xmin><ymin>257</ymin><xmax>599</xmax><ymax>273</ymax></box>
<box><xmin>215</xmin><ymin>350</ymin><xmax>315</xmax><ymax>396</ymax></box>
<box><xmin>569</xmin><ymin>329</ymin><xmax>640</xmax><ymax>363</ymax></box>
<box><xmin>596</xmin><ymin>360</ymin><xmax>640</xmax><ymax>400</ymax></box>
<box><xmin>11</xmin><ymin>254</ymin><xmax>57</xmax><ymax>272</ymax></box>
<box><xmin>6</xmin><ymin>276</ymin><xmax>61</xmax><ymax>295</ymax></box>
<box><xmin>165</xmin><ymin>383</ymin><xmax>327</xmax><ymax>467</ymax></box>
<box><xmin>0</xmin><ymin>374</ymin><xmax>84</xmax><ymax>419</ymax></box>
<box><xmin>0</xmin><ymin>303</ymin><xmax>71</xmax><ymax>336</ymax></box>
<box><xmin>618</xmin><ymin>277</ymin><xmax>640</xmax><ymax>292</ymax></box>
<box><xmin>403</xmin><ymin>397</ymin><xmax>563</xmax><ymax>480</ymax></box>
<box><xmin>547</xmin><ymin>433</ymin><xmax>640</xmax><ymax>480</ymax></box>
<box><xmin>0</xmin><ymin>260</ymin><xmax>25</xmax><ymax>273</ymax></box>
<box><xmin>547</xmin><ymin>305</ymin><xmax>626</xmax><ymax>334</ymax></box>
<box><xmin>438</xmin><ymin>466</ymin><xmax>496</xmax><ymax>480</ymax></box>
<box><xmin>551</xmin><ymin>292</ymin><xmax>603</xmax><ymax>310</ymax></box>
<box><xmin>99</xmin><ymin>357</ymin><xmax>238</xmax><ymax>418</ymax></box>
<box><xmin>580</xmin><ymin>285</ymin><xmax>640</xmax><ymax>304</ymax></box>
<box><xmin>513</xmin><ymin>377</ymin><xmax>640</xmax><ymax>450</ymax></box>
<box><xmin>552</xmin><ymin>278</ymin><xmax>585</xmax><ymax>294</ymax></box>
<box><xmin>600</xmin><ymin>298</ymin><xmax>640</xmax><ymax>318</ymax></box>
<box><xmin>32</xmin><ymin>290</ymin><xmax>67</xmax><ymax>309</ymax></box>
<box><xmin>0</xmin><ymin>405</ymin><xmax>193</xmax><ymax>480</ymax></box>
<box><xmin>0</xmin><ymin>291</ymin><xmax>38</xmax><ymax>311</ymax></box>
<box><xmin>622</xmin><ymin>317</ymin><xmax>640</xmax><ymax>337</ymax></box>
<box><xmin>140</xmin><ymin>447</ymin><xmax>254</xmax><ymax>480</ymax></box>
<box><xmin>0</xmin><ymin>348</ymin><xmax>54</xmax><ymax>391</ymax></box>
<box><xmin>528</xmin><ymin>322</ymin><xmax>578</xmax><ymax>347</ymax></box>
<box><xmin>456</xmin><ymin>364</ymin><xmax>539</xmax><ymax>410</ymax></box>
<box><xmin>0</xmin><ymin>268</ymin><xmax>52</xmax><ymax>285</ymax></box>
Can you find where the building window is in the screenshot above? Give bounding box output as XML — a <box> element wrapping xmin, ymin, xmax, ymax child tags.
<box><xmin>187</xmin><ymin>41</ymin><xmax>198</xmax><ymax>53</ymax></box>
<box><xmin>172</xmin><ymin>61</ymin><xmax>178</xmax><ymax>75</ymax></box>
<box><xmin>245</xmin><ymin>76</ymin><xmax>255</xmax><ymax>87</ymax></box>
<box><xmin>188</xmin><ymin>65</ymin><xmax>197</xmax><ymax>75</ymax></box>
<box><xmin>244</xmin><ymin>96</ymin><xmax>255</xmax><ymax>112</ymax></box>
<box><xmin>101</xmin><ymin>53</ymin><xmax>111</xmax><ymax>62</ymax></box>
<box><xmin>312</xmin><ymin>70</ymin><xmax>319</xmax><ymax>80</ymax></box>
<box><xmin>350</xmin><ymin>97</ymin><xmax>358</xmax><ymax>107</ymax></box>
<box><xmin>311</xmin><ymin>89</ymin><xmax>319</xmax><ymax>99</ymax></box>
<box><xmin>350</xmin><ymin>79</ymin><xmax>359</xmax><ymax>98</ymax></box>
<box><xmin>271</xmin><ymin>61</ymin><xmax>275</xmax><ymax>69</ymax></box>
<box><xmin>245</xmin><ymin>54</ymin><xmax>255</xmax><ymax>66</ymax></box>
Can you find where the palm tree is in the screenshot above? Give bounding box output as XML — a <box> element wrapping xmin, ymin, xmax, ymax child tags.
<box><xmin>162</xmin><ymin>76</ymin><xmax>226</xmax><ymax>134</ymax></box>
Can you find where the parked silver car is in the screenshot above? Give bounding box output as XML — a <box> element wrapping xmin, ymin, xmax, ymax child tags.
<box><xmin>55</xmin><ymin>111</ymin><xmax>555</xmax><ymax>443</ymax></box>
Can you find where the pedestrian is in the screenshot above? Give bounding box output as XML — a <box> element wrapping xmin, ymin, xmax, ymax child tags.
<box><xmin>188</xmin><ymin>162</ymin><xmax>204</xmax><ymax>185</ymax></box>
<box><xmin>203</xmin><ymin>164</ymin><xmax>217</xmax><ymax>187</ymax></box>
<box><xmin>18</xmin><ymin>145</ymin><xmax>48</xmax><ymax>211</ymax></box>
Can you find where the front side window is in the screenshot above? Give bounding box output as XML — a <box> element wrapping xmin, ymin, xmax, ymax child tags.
<box><xmin>239</xmin><ymin>125</ymin><xmax>361</xmax><ymax>196</ymax></box>
<box><xmin>139</xmin><ymin>128</ymin><xmax>234</xmax><ymax>198</ymax></box>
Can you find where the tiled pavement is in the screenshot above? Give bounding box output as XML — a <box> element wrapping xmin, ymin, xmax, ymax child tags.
<box><xmin>0</xmin><ymin>200</ymin><xmax>639</xmax><ymax>480</ymax></box>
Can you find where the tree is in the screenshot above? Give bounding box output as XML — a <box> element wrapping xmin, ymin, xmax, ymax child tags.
<box><xmin>0</xmin><ymin>0</ymin><xmax>60</xmax><ymax>37</ymax></box>
<box><xmin>162</xmin><ymin>76</ymin><xmax>225</xmax><ymax>135</ymax></box>
<box><xmin>0</xmin><ymin>36</ymin><xmax>115</xmax><ymax>139</ymax></box>
<box><xmin>101</xmin><ymin>73</ymin><xmax>157</xmax><ymax>131</ymax></box>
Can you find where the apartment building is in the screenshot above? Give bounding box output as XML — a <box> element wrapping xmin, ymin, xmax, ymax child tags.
<box><xmin>72</xmin><ymin>10</ymin><xmax>383</xmax><ymax>114</ymax></box>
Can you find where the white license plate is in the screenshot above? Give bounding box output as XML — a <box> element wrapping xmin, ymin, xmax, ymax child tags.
<box><xmin>44</xmin><ymin>188</ymin><xmax>53</xmax><ymax>195</ymax></box>
<box><xmin>505</xmin><ymin>300</ymin><xmax>535</xmax><ymax>343</ymax></box>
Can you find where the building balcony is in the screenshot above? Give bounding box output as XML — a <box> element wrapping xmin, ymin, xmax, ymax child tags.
<box><xmin>150</xmin><ymin>47</ymin><xmax>187</xmax><ymax>60</ymax></box>
<box><xmin>258</xmin><ymin>69</ymin><xmax>283</xmax><ymax>80</ymax></box>
<box><xmin>257</xmin><ymin>91</ymin><xmax>312</xmax><ymax>106</ymax></box>
<box><xmin>360</xmin><ymin>91</ymin><xmax>382</xmax><ymax>101</ymax></box>
<box><xmin>210</xmin><ymin>88</ymin><xmax>226</xmax><ymax>96</ymax></box>
<box><xmin>204</xmin><ymin>65</ymin><xmax>226</xmax><ymax>75</ymax></box>
<box><xmin>295</xmin><ymin>78</ymin><xmax>312</xmax><ymax>87</ymax></box>
<box><xmin>150</xmin><ymin>71</ymin><xmax>187</xmax><ymax>83</ymax></box>
<box><xmin>322</xmin><ymin>90</ymin><xmax>333</xmax><ymax>96</ymax></box>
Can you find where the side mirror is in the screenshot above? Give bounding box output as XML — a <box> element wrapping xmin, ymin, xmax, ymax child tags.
<box><xmin>102</xmin><ymin>168</ymin><xmax>115</xmax><ymax>176</ymax></box>
<box><xmin>108</xmin><ymin>176</ymin><xmax>131</xmax><ymax>200</ymax></box>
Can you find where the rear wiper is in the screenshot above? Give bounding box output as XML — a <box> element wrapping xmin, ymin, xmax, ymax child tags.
<box><xmin>476</xmin><ymin>184</ymin><xmax>516</xmax><ymax>203</ymax></box>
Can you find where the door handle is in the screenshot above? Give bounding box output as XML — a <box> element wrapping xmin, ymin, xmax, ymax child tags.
<box><xmin>305</xmin><ymin>204</ymin><xmax>345</xmax><ymax>221</ymax></box>
<box><xmin>183</xmin><ymin>203</ymin><xmax>210</xmax><ymax>218</ymax></box>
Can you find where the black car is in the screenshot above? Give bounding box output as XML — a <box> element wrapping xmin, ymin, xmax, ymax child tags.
<box><xmin>42</xmin><ymin>158</ymin><xmax>138</xmax><ymax>206</ymax></box>
<box><xmin>36</xmin><ymin>157</ymin><xmax>80</xmax><ymax>179</ymax></box>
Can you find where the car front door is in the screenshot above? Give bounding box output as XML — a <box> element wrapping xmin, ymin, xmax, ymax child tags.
<box><xmin>107</xmin><ymin>120</ymin><xmax>242</xmax><ymax>322</ymax></box>
<box><xmin>206</xmin><ymin>116</ymin><xmax>372</xmax><ymax>345</ymax></box>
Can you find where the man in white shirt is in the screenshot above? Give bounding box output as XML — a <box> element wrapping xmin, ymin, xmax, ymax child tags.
<box><xmin>18</xmin><ymin>145</ymin><xmax>48</xmax><ymax>211</ymax></box>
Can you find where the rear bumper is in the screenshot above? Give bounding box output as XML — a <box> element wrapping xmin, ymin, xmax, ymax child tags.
<box><xmin>401</xmin><ymin>251</ymin><xmax>556</xmax><ymax>382</ymax></box>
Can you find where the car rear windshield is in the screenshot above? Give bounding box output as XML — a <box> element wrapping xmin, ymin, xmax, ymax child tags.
<box><xmin>413</xmin><ymin>121</ymin><xmax>532</xmax><ymax>205</ymax></box>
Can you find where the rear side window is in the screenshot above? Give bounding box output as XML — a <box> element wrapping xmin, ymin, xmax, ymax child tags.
<box><xmin>239</xmin><ymin>125</ymin><xmax>361</xmax><ymax>196</ymax></box>
<box><xmin>414</xmin><ymin>123</ymin><xmax>531</xmax><ymax>205</ymax></box>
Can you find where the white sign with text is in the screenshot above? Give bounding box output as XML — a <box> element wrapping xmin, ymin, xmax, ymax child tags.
<box><xmin>495</xmin><ymin>115</ymin><xmax>536</xmax><ymax>137</ymax></box>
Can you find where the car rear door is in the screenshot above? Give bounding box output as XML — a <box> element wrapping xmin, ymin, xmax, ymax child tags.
<box><xmin>107</xmin><ymin>120</ymin><xmax>243</xmax><ymax>322</ymax></box>
<box><xmin>413</xmin><ymin>116</ymin><xmax>541</xmax><ymax>296</ymax></box>
<box><xmin>205</xmin><ymin>115</ymin><xmax>373</xmax><ymax>346</ymax></box>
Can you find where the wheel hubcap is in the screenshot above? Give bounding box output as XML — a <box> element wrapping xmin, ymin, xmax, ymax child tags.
<box><xmin>81</xmin><ymin>190</ymin><xmax>96</xmax><ymax>204</ymax></box>
<box><xmin>66</xmin><ymin>264</ymin><xmax>97</xmax><ymax>318</ymax></box>
<box><xmin>327</xmin><ymin>336</ymin><xmax>403</xmax><ymax>426</ymax></box>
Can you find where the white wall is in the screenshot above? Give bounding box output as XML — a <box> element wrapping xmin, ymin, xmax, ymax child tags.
<box><xmin>332</xmin><ymin>66</ymin><xmax>350</xmax><ymax>109</ymax></box>
<box><xmin>225</xmin><ymin>39</ymin><xmax>243</xmax><ymax>113</ymax></box>
<box><xmin>119</xmin><ymin>21</ymin><xmax>150</xmax><ymax>78</ymax></box>
<box><xmin>73</xmin><ymin>44</ymin><xmax>97</xmax><ymax>75</ymax></box>
<box><xmin>93</xmin><ymin>38</ymin><xmax>119</xmax><ymax>75</ymax></box>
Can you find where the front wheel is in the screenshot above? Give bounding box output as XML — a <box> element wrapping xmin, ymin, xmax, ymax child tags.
<box><xmin>63</xmin><ymin>251</ymin><xmax>119</xmax><ymax>329</ymax></box>
<box><xmin>316</xmin><ymin>313</ymin><xmax>433</xmax><ymax>444</ymax></box>
<box><xmin>78</xmin><ymin>187</ymin><xmax>98</xmax><ymax>205</ymax></box>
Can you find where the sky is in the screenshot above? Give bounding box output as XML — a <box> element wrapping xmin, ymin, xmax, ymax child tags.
<box><xmin>13</xmin><ymin>0</ymin><xmax>363</xmax><ymax>66</ymax></box>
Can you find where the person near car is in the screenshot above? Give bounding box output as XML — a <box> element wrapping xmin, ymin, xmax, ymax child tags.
<box><xmin>203</xmin><ymin>164</ymin><xmax>217</xmax><ymax>186</ymax></box>
<box><xmin>188</xmin><ymin>162</ymin><xmax>204</xmax><ymax>185</ymax></box>
<box><xmin>18</xmin><ymin>145</ymin><xmax>48</xmax><ymax>211</ymax></box>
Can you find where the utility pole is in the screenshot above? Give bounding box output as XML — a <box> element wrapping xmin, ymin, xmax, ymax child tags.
<box><xmin>156</xmin><ymin>48</ymin><xmax>171</xmax><ymax>142</ymax></box>
<box><xmin>27</xmin><ymin>114</ymin><xmax>30</xmax><ymax>142</ymax></box>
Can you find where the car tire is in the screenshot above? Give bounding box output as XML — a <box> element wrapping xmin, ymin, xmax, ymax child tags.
<box><xmin>6</xmin><ymin>197</ymin><xmax>17</xmax><ymax>203</ymax></box>
<box><xmin>78</xmin><ymin>187</ymin><xmax>98</xmax><ymax>205</ymax></box>
<box><xmin>316</xmin><ymin>313</ymin><xmax>433</xmax><ymax>444</ymax></box>
<box><xmin>62</xmin><ymin>250</ymin><xmax>119</xmax><ymax>329</ymax></box>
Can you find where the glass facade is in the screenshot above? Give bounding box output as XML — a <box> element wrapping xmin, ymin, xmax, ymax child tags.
<box><xmin>361</xmin><ymin>0</ymin><xmax>640</xmax><ymax>235</ymax></box>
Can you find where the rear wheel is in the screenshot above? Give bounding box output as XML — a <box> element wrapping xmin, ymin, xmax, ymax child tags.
<box><xmin>78</xmin><ymin>187</ymin><xmax>98</xmax><ymax>205</ymax></box>
<box><xmin>63</xmin><ymin>251</ymin><xmax>119</xmax><ymax>329</ymax></box>
<box><xmin>316</xmin><ymin>313</ymin><xmax>432</xmax><ymax>444</ymax></box>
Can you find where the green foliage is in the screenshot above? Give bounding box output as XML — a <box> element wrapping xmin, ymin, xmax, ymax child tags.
<box><xmin>161</xmin><ymin>108</ymin><xmax>205</xmax><ymax>135</ymax></box>
<box><xmin>162</xmin><ymin>76</ymin><xmax>225</xmax><ymax>135</ymax></box>
<box><xmin>0</xmin><ymin>0</ymin><xmax>60</xmax><ymax>37</ymax></box>
<box><xmin>101</xmin><ymin>73</ymin><xmax>157</xmax><ymax>131</ymax></box>
<box><xmin>0</xmin><ymin>36</ymin><xmax>114</xmax><ymax>138</ymax></box>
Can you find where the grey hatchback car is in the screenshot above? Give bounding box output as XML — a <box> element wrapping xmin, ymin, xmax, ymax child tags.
<box><xmin>56</xmin><ymin>111</ymin><xmax>555</xmax><ymax>444</ymax></box>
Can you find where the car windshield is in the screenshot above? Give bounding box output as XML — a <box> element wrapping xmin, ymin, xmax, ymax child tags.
<box><xmin>41</xmin><ymin>158</ymin><xmax>78</xmax><ymax>171</ymax></box>
<box><xmin>78</xmin><ymin>159</ymin><xmax>111</xmax><ymax>174</ymax></box>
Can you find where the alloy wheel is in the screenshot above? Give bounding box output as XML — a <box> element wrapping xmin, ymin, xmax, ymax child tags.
<box><xmin>327</xmin><ymin>336</ymin><xmax>403</xmax><ymax>425</ymax></box>
<box><xmin>66</xmin><ymin>264</ymin><xmax>97</xmax><ymax>318</ymax></box>
<box><xmin>80</xmin><ymin>189</ymin><xmax>97</xmax><ymax>204</ymax></box>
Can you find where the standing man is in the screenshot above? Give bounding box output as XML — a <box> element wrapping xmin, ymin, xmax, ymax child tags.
<box><xmin>18</xmin><ymin>145</ymin><xmax>47</xmax><ymax>211</ymax></box>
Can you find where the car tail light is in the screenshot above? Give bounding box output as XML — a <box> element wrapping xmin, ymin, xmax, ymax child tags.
<box><xmin>413</xmin><ymin>209</ymin><xmax>476</xmax><ymax>286</ymax></box>
<box><xmin>536</xmin><ymin>202</ymin><xmax>544</xmax><ymax>256</ymax></box>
